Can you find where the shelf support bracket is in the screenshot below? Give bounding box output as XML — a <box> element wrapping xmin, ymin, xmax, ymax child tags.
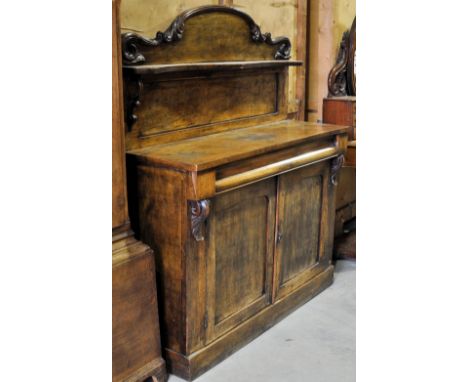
<box><xmin>124</xmin><ymin>76</ymin><xmax>143</xmax><ymax>132</ymax></box>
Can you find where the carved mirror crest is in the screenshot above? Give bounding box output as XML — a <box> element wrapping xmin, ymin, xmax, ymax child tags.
<box><xmin>328</xmin><ymin>17</ymin><xmax>356</xmax><ymax>97</ymax></box>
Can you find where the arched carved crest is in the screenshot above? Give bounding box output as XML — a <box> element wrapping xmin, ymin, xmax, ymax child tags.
<box><xmin>328</xmin><ymin>17</ymin><xmax>356</xmax><ymax>97</ymax></box>
<box><xmin>122</xmin><ymin>5</ymin><xmax>292</xmax><ymax>65</ymax></box>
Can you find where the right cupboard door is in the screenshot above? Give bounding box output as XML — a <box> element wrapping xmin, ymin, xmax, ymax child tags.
<box><xmin>274</xmin><ymin>161</ymin><xmax>334</xmax><ymax>300</ymax></box>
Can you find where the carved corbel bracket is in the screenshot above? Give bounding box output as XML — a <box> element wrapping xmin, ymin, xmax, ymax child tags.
<box><xmin>330</xmin><ymin>154</ymin><xmax>345</xmax><ymax>186</ymax></box>
<box><xmin>189</xmin><ymin>200</ymin><xmax>211</xmax><ymax>241</ymax></box>
<box><xmin>124</xmin><ymin>76</ymin><xmax>143</xmax><ymax>132</ymax></box>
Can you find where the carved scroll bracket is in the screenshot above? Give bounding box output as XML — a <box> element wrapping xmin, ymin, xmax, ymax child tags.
<box><xmin>189</xmin><ymin>199</ymin><xmax>211</xmax><ymax>241</ymax></box>
<box><xmin>124</xmin><ymin>76</ymin><xmax>143</xmax><ymax>132</ymax></box>
<box><xmin>250</xmin><ymin>24</ymin><xmax>291</xmax><ymax>60</ymax></box>
<box><xmin>330</xmin><ymin>154</ymin><xmax>345</xmax><ymax>186</ymax></box>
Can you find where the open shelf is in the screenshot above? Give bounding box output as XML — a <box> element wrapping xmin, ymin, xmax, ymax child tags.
<box><xmin>123</xmin><ymin>60</ymin><xmax>302</xmax><ymax>75</ymax></box>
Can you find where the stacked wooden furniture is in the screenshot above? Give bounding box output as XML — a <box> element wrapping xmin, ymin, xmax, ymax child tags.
<box><xmin>122</xmin><ymin>6</ymin><xmax>348</xmax><ymax>380</ymax></box>
<box><xmin>112</xmin><ymin>1</ymin><xmax>167</xmax><ymax>381</ymax></box>
<box><xmin>323</xmin><ymin>97</ymin><xmax>356</xmax><ymax>236</ymax></box>
<box><xmin>323</xmin><ymin>17</ymin><xmax>356</xmax><ymax>238</ymax></box>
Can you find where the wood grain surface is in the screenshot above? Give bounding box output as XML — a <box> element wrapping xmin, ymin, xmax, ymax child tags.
<box><xmin>123</xmin><ymin>5</ymin><xmax>348</xmax><ymax>380</ymax></box>
<box><xmin>129</xmin><ymin>120</ymin><xmax>348</xmax><ymax>171</ymax></box>
<box><xmin>113</xmin><ymin>1</ymin><xmax>167</xmax><ymax>381</ymax></box>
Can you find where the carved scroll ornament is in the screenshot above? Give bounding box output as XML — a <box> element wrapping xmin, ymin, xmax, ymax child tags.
<box><xmin>121</xmin><ymin>5</ymin><xmax>291</xmax><ymax>65</ymax></box>
<box><xmin>330</xmin><ymin>154</ymin><xmax>345</xmax><ymax>186</ymax></box>
<box><xmin>328</xmin><ymin>17</ymin><xmax>356</xmax><ymax>97</ymax></box>
<box><xmin>190</xmin><ymin>200</ymin><xmax>211</xmax><ymax>242</ymax></box>
<box><xmin>327</xmin><ymin>30</ymin><xmax>349</xmax><ymax>97</ymax></box>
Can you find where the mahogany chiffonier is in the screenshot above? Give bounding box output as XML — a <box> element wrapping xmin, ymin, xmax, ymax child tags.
<box><xmin>122</xmin><ymin>6</ymin><xmax>348</xmax><ymax>380</ymax></box>
<box><xmin>112</xmin><ymin>1</ymin><xmax>167</xmax><ymax>381</ymax></box>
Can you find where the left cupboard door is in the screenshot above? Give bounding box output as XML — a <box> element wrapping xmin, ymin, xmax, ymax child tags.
<box><xmin>204</xmin><ymin>178</ymin><xmax>277</xmax><ymax>342</ymax></box>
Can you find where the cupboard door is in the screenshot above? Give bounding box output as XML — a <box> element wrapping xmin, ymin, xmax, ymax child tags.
<box><xmin>274</xmin><ymin>161</ymin><xmax>332</xmax><ymax>300</ymax></box>
<box><xmin>205</xmin><ymin>178</ymin><xmax>276</xmax><ymax>342</ymax></box>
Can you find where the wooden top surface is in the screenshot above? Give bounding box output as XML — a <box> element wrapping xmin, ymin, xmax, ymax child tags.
<box><xmin>129</xmin><ymin>120</ymin><xmax>348</xmax><ymax>171</ymax></box>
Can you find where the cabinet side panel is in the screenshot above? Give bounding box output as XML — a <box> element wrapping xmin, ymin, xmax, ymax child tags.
<box><xmin>336</xmin><ymin>166</ymin><xmax>356</xmax><ymax>210</ymax></box>
<box><xmin>136</xmin><ymin>165</ymin><xmax>187</xmax><ymax>353</ymax></box>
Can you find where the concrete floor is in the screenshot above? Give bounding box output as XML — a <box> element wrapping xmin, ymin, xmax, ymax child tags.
<box><xmin>169</xmin><ymin>260</ymin><xmax>356</xmax><ymax>382</ymax></box>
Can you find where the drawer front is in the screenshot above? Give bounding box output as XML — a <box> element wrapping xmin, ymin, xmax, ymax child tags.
<box><xmin>205</xmin><ymin>179</ymin><xmax>276</xmax><ymax>342</ymax></box>
<box><xmin>323</xmin><ymin>98</ymin><xmax>355</xmax><ymax>140</ymax></box>
<box><xmin>274</xmin><ymin>161</ymin><xmax>332</xmax><ymax>300</ymax></box>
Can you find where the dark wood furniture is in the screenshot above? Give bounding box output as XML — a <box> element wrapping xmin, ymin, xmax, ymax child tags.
<box><xmin>122</xmin><ymin>6</ymin><xmax>347</xmax><ymax>380</ymax></box>
<box><xmin>113</xmin><ymin>1</ymin><xmax>167</xmax><ymax>381</ymax></box>
<box><xmin>323</xmin><ymin>97</ymin><xmax>356</xmax><ymax>237</ymax></box>
<box><xmin>324</xmin><ymin>17</ymin><xmax>356</xmax><ymax>239</ymax></box>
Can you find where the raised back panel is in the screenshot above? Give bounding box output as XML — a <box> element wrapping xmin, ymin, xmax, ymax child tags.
<box><xmin>122</xmin><ymin>5</ymin><xmax>301</xmax><ymax>150</ymax></box>
<box><xmin>129</xmin><ymin>69</ymin><xmax>280</xmax><ymax>144</ymax></box>
<box><xmin>122</xmin><ymin>6</ymin><xmax>291</xmax><ymax>65</ymax></box>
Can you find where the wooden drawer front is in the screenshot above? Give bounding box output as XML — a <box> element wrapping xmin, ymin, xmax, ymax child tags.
<box><xmin>323</xmin><ymin>98</ymin><xmax>356</xmax><ymax>140</ymax></box>
<box><xmin>352</xmin><ymin>102</ymin><xmax>356</xmax><ymax>127</ymax></box>
<box><xmin>274</xmin><ymin>162</ymin><xmax>330</xmax><ymax>300</ymax></box>
<box><xmin>206</xmin><ymin>179</ymin><xmax>276</xmax><ymax>341</ymax></box>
